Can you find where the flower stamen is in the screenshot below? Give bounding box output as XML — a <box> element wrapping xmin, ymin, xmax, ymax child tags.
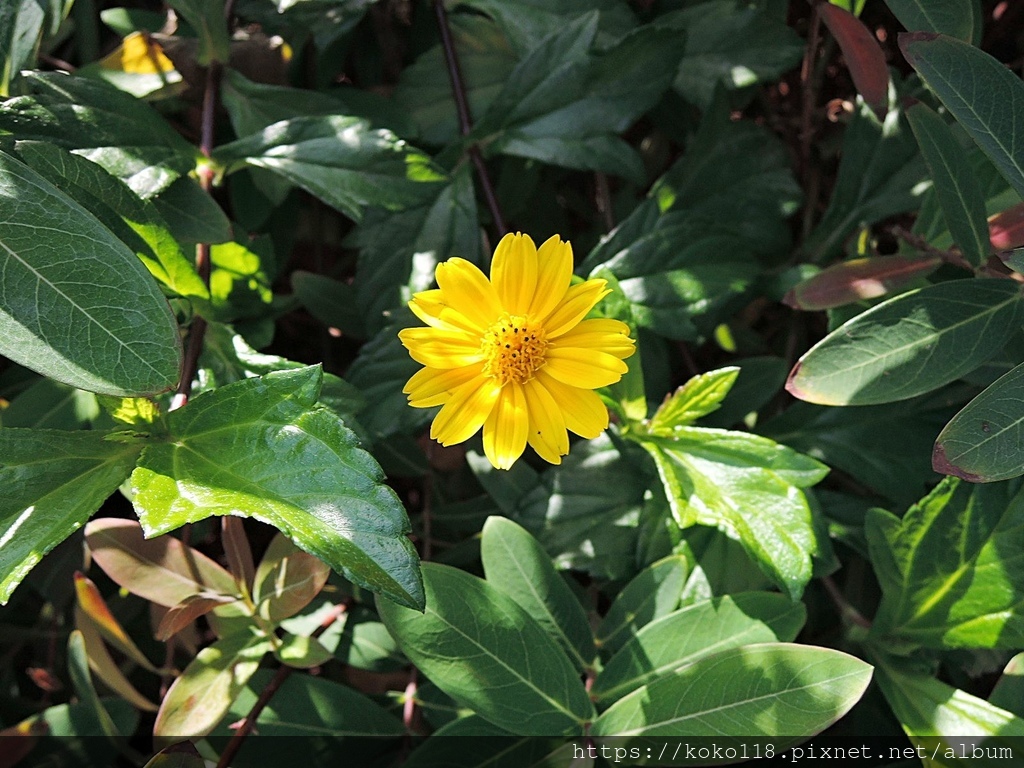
<box><xmin>481</xmin><ymin>313</ymin><xmax>547</xmax><ymax>385</ymax></box>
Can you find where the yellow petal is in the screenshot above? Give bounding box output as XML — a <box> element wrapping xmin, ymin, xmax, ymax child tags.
<box><xmin>409</xmin><ymin>290</ymin><xmax>484</xmax><ymax>335</ymax></box>
<box><xmin>430</xmin><ymin>376</ymin><xmax>501</xmax><ymax>446</ymax></box>
<box><xmin>524</xmin><ymin>379</ymin><xmax>569</xmax><ymax>465</ymax></box>
<box><xmin>398</xmin><ymin>327</ymin><xmax>484</xmax><ymax>369</ymax></box>
<box><xmin>536</xmin><ymin>370</ymin><xmax>609</xmax><ymax>438</ymax></box>
<box><xmin>435</xmin><ymin>258</ymin><xmax>502</xmax><ymax>331</ymax></box>
<box><xmin>404</xmin><ymin>363</ymin><xmax>486</xmax><ymax>408</ymax></box>
<box><xmin>483</xmin><ymin>382</ymin><xmax>529</xmax><ymax>470</ymax></box>
<box><xmin>543</xmin><ymin>279</ymin><xmax>611</xmax><ymax>338</ymax></box>
<box><xmin>491</xmin><ymin>232</ymin><xmax>538</xmax><ymax>316</ymax></box>
<box><xmin>543</xmin><ymin>347</ymin><xmax>628</xmax><ymax>389</ymax></box>
<box><xmin>528</xmin><ymin>235</ymin><xmax>574</xmax><ymax>320</ymax></box>
<box><xmin>550</xmin><ymin>318</ymin><xmax>636</xmax><ymax>359</ymax></box>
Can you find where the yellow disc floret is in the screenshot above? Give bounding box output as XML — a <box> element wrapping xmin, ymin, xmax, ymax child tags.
<box><xmin>481</xmin><ymin>314</ymin><xmax>547</xmax><ymax>385</ymax></box>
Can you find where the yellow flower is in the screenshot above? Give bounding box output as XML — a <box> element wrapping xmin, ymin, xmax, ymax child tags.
<box><xmin>398</xmin><ymin>232</ymin><xmax>635</xmax><ymax>470</ymax></box>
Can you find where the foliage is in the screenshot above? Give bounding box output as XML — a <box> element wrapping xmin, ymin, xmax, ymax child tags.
<box><xmin>2</xmin><ymin>0</ymin><xmax>1024</xmax><ymax>765</ymax></box>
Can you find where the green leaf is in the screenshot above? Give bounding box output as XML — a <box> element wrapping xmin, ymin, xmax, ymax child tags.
<box><xmin>15</xmin><ymin>141</ymin><xmax>208</xmax><ymax>298</ymax></box>
<box><xmin>480</xmin><ymin>516</ymin><xmax>596</xmax><ymax>671</ymax></box>
<box><xmin>646</xmin><ymin>367</ymin><xmax>740</xmax><ymax>434</ymax></box>
<box><xmin>85</xmin><ymin>517</ymin><xmax>239</xmax><ymax>606</ymax></box>
<box><xmin>15</xmin><ymin>699</ymin><xmax>138</xmax><ymax>766</ymax></box>
<box><xmin>142</xmin><ymin>742</ymin><xmax>207</xmax><ymax>768</ymax></box>
<box><xmin>165</xmin><ymin>0</ymin><xmax>230</xmax><ymax>64</ymax></box>
<box><xmin>934</xmin><ymin>360</ymin><xmax>1024</xmax><ymax>482</ymax></box>
<box><xmin>150</xmin><ymin>176</ymin><xmax>233</xmax><ymax>245</ymax></box>
<box><xmin>351</xmin><ymin>165</ymin><xmax>481</xmax><ymax>334</ymax></box>
<box><xmin>0</xmin><ymin>72</ymin><xmax>197</xmax><ymax>197</ymax></box>
<box><xmin>906</xmin><ymin>102</ymin><xmax>989</xmax><ymax>265</ymax></box>
<box><xmin>657</xmin><ymin>0</ymin><xmax>805</xmax><ymax>108</ymax></box>
<box><xmin>762</xmin><ymin>395</ymin><xmax>951</xmax><ymax>507</ymax></box>
<box><xmin>217</xmin><ymin>668</ymin><xmax>404</xmax><ymax>738</ymax></box>
<box><xmin>886</xmin><ymin>0</ymin><xmax>974</xmax><ymax>40</ymax></box>
<box><xmin>214</xmin><ymin>115</ymin><xmax>445</xmax><ymax>222</ymax></box>
<box><xmin>640</xmin><ymin>428</ymin><xmax>829</xmax><ymax>600</ymax></box>
<box><xmin>377</xmin><ymin>562</ymin><xmax>594</xmax><ymax>736</ymax></box>
<box><xmin>871</xmin><ymin>653</ymin><xmax>1024</xmax><ymax>759</ymax></box>
<box><xmin>593</xmin><ymin>593</ymin><xmax>806</xmax><ymax>705</ymax></box>
<box><xmin>902</xmin><ymin>33</ymin><xmax>1024</xmax><ymax>200</ymax></box>
<box><xmin>402</xmin><ymin>714</ymin><xmax>572</xmax><ymax>768</ymax></box>
<box><xmin>154</xmin><ymin>629</ymin><xmax>272</xmax><ymax>738</ymax></box>
<box><xmin>511</xmin><ymin>434</ymin><xmax>649</xmax><ymax>580</ymax></box>
<box><xmin>130</xmin><ymin>366</ymin><xmax>424</xmax><ymax>609</ymax></box>
<box><xmin>787</xmin><ymin>279</ymin><xmax>1024</xmax><ymax>406</ymax></box>
<box><xmin>867</xmin><ymin>477</ymin><xmax>1024</xmax><ymax>649</ymax></box>
<box><xmin>253</xmin><ymin>533</ymin><xmax>330</xmax><ymax>622</ymax></box>
<box><xmin>592</xmin><ymin>643</ymin><xmax>872</xmax><ymax>744</ymax></box>
<box><xmin>0</xmin><ymin>378</ymin><xmax>99</xmax><ymax>430</ymax></box>
<box><xmin>0</xmin><ymin>152</ymin><xmax>183</xmax><ymax>396</ymax></box>
<box><xmin>0</xmin><ymin>0</ymin><xmax>70</xmax><ymax>96</ymax></box>
<box><xmin>990</xmin><ymin>653</ymin><xmax>1024</xmax><ymax>718</ymax></box>
<box><xmin>274</xmin><ymin>632</ymin><xmax>334</xmax><ymax>669</ymax></box>
<box><xmin>291</xmin><ymin>270</ymin><xmax>365</xmax><ymax>339</ymax></box>
<box><xmin>595</xmin><ymin>554</ymin><xmax>689</xmax><ymax>658</ymax></box>
<box><xmin>0</xmin><ymin>430</ymin><xmax>140</xmax><ymax>604</ymax></box>
<box><xmin>803</xmin><ymin>100</ymin><xmax>927</xmax><ymax>261</ymax></box>
<box><xmin>67</xmin><ymin>630</ymin><xmax>121</xmax><ymax>741</ymax></box>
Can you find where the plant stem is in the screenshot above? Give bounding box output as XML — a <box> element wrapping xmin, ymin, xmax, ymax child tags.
<box><xmin>432</xmin><ymin>0</ymin><xmax>507</xmax><ymax>238</ymax></box>
<box><xmin>822</xmin><ymin>576</ymin><xmax>872</xmax><ymax>630</ymax></box>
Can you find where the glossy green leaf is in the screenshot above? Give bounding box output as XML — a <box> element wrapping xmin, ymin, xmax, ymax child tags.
<box><xmin>886</xmin><ymin>0</ymin><xmax>973</xmax><ymax>40</ymax></box>
<box><xmin>907</xmin><ymin>102</ymin><xmax>989</xmax><ymax>265</ymax></box>
<box><xmin>641</xmin><ymin>428</ymin><xmax>828</xmax><ymax>599</ymax></box>
<box><xmin>0</xmin><ymin>72</ymin><xmax>197</xmax><ymax>197</ymax></box>
<box><xmin>596</xmin><ymin>554</ymin><xmax>688</xmax><ymax>658</ymax></box>
<box><xmin>872</xmin><ymin>653</ymin><xmax>1024</xmax><ymax>761</ymax></box>
<box><xmin>803</xmin><ymin>100</ymin><xmax>927</xmax><ymax>261</ymax></box>
<box><xmin>480</xmin><ymin>516</ymin><xmax>596</xmax><ymax>671</ymax></box>
<box><xmin>154</xmin><ymin>630</ymin><xmax>272</xmax><ymax>738</ymax></box>
<box><xmin>0</xmin><ymin>430</ymin><xmax>141</xmax><ymax>604</ymax></box>
<box><xmin>15</xmin><ymin>141</ymin><xmax>208</xmax><ymax>298</ymax></box>
<box><xmin>377</xmin><ymin>562</ymin><xmax>594</xmax><ymax>736</ymax></box>
<box><xmin>593</xmin><ymin>593</ymin><xmax>806</xmax><ymax>704</ymax></box>
<box><xmin>130</xmin><ymin>366</ymin><xmax>423</xmax><ymax>609</ymax></box>
<box><xmin>867</xmin><ymin>478</ymin><xmax>1024</xmax><ymax>649</ymax></box>
<box><xmin>85</xmin><ymin>517</ymin><xmax>239</xmax><ymax>607</ymax></box>
<box><xmin>253</xmin><ymin>533</ymin><xmax>330</xmax><ymax>622</ymax></box>
<box><xmin>166</xmin><ymin>0</ymin><xmax>229</xmax><ymax>64</ymax></box>
<box><xmin>592</xmin><ymin>644</ymin><xmax>872</xmax><ymax>744</ymax></box>
<box><xmin>0</xmin><ymin>152</ymin><xmax>182</xmax><ymax>395</ymax></box>
<box><xmin>214</xmin><ymin>115</ymin><xmax>444</xmax><ymax>222</ymax></box>
<box><xmin>902</xmin><ymin>33</ymin><xmax>1024</xmax><ymax>200</ymax></box>
<box><xmin>787</xmin><ymin>279</ymin><xmax>1023</xmax><ymax>406</ymax></box>
<box><xmin>658</xmin><ymin>0</ymin><xmax>804</xmax><ymax>108</ymax></box>
<box><xmin>646</xmin><ymin>367</ymin><xmax>740</xmax><ymax>434</ymax></box>
<box><xmin>934</xmin><ymin>360</ymin><xmax>1024</xmax><ymax>482</ymax></box>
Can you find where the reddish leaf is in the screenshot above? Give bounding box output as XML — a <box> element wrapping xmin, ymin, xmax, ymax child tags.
<box><xmin>221</xmin><ymin>517</ymin><xmax>255</xmax><ymax>594</ymax></box>
<box><xmin>820</xmin><ymin>3</ymin><xmax>890</xmax><ymax>115</ymax></box>
<box><xmin>74</xmin><ymin>605</ymin><xmax>160</xmax><ymax>712</ymax></box>
<box><xmin>990</xmin><ymin>203</ymin><xmax>1024</xmax><ymax>251</ymax></box>
<box><xmin>784</xmin><ymin>254</ymin><xmax>942</xmax><ymax>310</ymax></box>
<box><xmin>74</xmin><ymin>572</ymin><xmax>159</xmax><ymax>672</ymax></box>
<box><xmin>0</xmin><ymin>718</ymin><xmax>48</xmax><ymax>768</ymax></box>
<box><xmin>156</xmin><ymin>593</ymin><xmax>238</xmax><ymax>641</ymax></box>
<box><xmin>85</xmin><ymin>518</ymin><xmax>238</xmax><ymax>607</ymax></box>
<box><xmin>252</xmin><ymin>534</ymin><xmax>330</xmax><ymax>622</ymax></box>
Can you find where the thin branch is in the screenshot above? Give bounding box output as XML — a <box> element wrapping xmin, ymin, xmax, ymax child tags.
<box><xmin>432</xmin><ymin>0</ymin><xmax>507</xmax><ymax>238</ymax></box>
<box><xmin>595</xmin><ymin>172</ymin><xmax>615</xmax><ymax>232</ymax></box>
<box><xmin>821</xmin><ymin>576</ymin><xmax>872</xmax><ymax>630</ymax></box>
<box><xmin>798</xmin><ymin>3</ymin><xmax>823</xmax><ymax>243</ymax></box>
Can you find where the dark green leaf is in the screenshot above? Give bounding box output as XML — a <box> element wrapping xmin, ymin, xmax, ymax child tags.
<box><xmin>593</xmin><ymin>593</ymin><xmax>806</xmax><ymax>704</ymax></box>
<box><xmin>1</xmin><ymin>378</ymin><xmax>98</xmax><ymax>430</ymax></box>
<box><xmin>641</xmin><ymin>428</ymin><xmax>829</xmax><ymax>599</ymax></box>
<box><xmin>907</xmin><ymin>102</ymin><xmax>989</xmax><ymax>265</ymax></box>
<box><xmin>0</xmin><ymin>0</ymin><xmax>70</xmax><ymax>96</ymax></box>
<box><xmin>0</xmin><ymin>152</ymin><xmax>183</xmax><ymax>395</ymax></box>
<box><xmin>166</xmin><ymin>0</ymin><xmax>229</xmax><ymax>64</ymax></box>
<box><xmin>592</xmin><ymin>644</ymin><xmax>872</xmax><ymax>744</ymax></box>
<box><xmin>150</xmin><ymin>176</ymin><xmax>233</xmax><ymax>245</ymax></box>
<box><xmin>377</xmin><ymin>562</ymin><xmax>594</xmax><ymax>736</ymax></box>
<box><xmin>787</xmin><ymin>279</ymin><xmax>1024</xmax><ymax>406</ymax></box>
<box><xmin>886</xmin><ymin>0</ymin><xmax>974</xmax><ymax>40</ymax></box>
<box><xmin>700</xmin><ymin>356</ymin><xmax>790</xmax><ymax>429</ymax></box>
<box><xmin>935</xmin><ymin>361</ymin><xmax>1024</xmax><ymax>482</ymax></box>
<box><xmin>990</xmin><ymin>653</ymin><xmax>1024</xmax><ymax>718</ymax></box>
<box><xmin>481</xmin><ymin>516</ymin><xmax>596</xmax><ymax>670</ymax></box>
<box><xmin>596</xmin><ymin>554</ymin><xmax>688</xmax><ymax>658</ymax></box>
<box><xmin>291</xmin><ymin>271</ymin><xmax>365</xmax><ymax>339</ymax></box>
<box><xmin>867</xmin><ymin>478</ymin><xmax>1024</xmax><ymax>649</ymax></box>
<box><xmin>130</xmin><ymin>366</ymin><xmax>424</xmax><ymax>609</ymax></box>
<box><xmin>214</xmin><ymin>115</ymin><xmax>445</xmax><ymax>221</ymax></box>
<box><xmin>0</xmin><ymin>430</ymin><xmax>140</xmax><ymax>603</ymax></box>
<box><xmin>902</xmin><ymin>33</ymin><xmax>1024</xmax><ymax>200</ymax></box>
<box><xmin>67</xmin><ymin>630</ymin><xmax>121</xmax><ymax>740</ymax></box>
<box><xmin>657</xmin><ymin>0</ymin><xmax>804</xmax><ymax>108</ymax></box>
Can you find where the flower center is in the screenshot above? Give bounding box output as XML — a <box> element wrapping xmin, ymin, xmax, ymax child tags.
<box><xmin>481</xmin><ymin>313</ymin><xmax>547</xmax><ymax>385</ymax></box>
